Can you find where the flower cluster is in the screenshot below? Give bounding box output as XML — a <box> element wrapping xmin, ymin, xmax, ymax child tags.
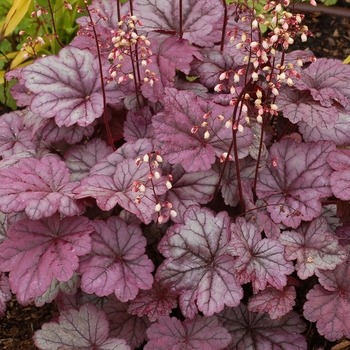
<box><xmin>216</xmin><ymin>1</ymin><xmax>314</xmax><ymax>128</ymax></box>
<box><xmin>108</xmin><ymin>14</ymin><xmax>157</xmax><ymax>86</ymax></box>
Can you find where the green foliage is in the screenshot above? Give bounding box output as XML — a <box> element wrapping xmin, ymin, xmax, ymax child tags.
<box><xmin>0</xmin><ymin>0</ymin><xmax>91</xmax><ymax>110</ymax></box>
<box><xmin>319</xmin><ymin>0</ymin><xmax>337</xmax><ymax>5</ymax></box>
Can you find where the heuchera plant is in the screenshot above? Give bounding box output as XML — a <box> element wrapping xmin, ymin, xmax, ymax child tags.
<box><xmin>1</xmin><ymin>0</ymin><xmax>350</xmax><ymax>349</ymax></box>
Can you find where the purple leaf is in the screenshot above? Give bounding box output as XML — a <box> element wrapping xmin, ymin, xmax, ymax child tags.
<box><xmin>248</xmin><ymin>286</ymin><xmax>296</xmax><ymax>320</ymax></box>
<box><xmin>6</xmin><ymin>68</ymin><xmax>34</xmax><ymax>107</ymax></box>
<box><xmin>328</xmin><ymin>148</ymin><xmax>350</xmax><ymax>200</ymax></box>
<box><xmin>298</xmin><ymin>113</ymin><xmax>350</xmax><ymax>145</ymax></box>
<box><xmin>242</xmin><ymin>183</ymin><xmax>281</xmax><ymax>239</ymax></box>
<box><xmin>156</xmin><ymin>206</ymin><xmax>243</xmax><ymax>318</ymax></box>
<box><xmin>123</xmin><ymin>107</ymin><xmax>154</xmax><ymax>142</ymax></box>
<box><xmin>0</xmin><ymin>111</ymin><xmax>41</xmax><ymax>158</ymax></box>
<box><xmin>91</xmin><ymin>139</ymin><xmax>154</xmax><ymax>177</ymax></box>
<box><xmin>22</xmin><ymin>46</ymin><xmax>124</xmax><ymax>127</ymax></box>
<box><xmin>293</xmin><ymin>58</ymin><xmax>350</xmax><ymax>109</ymax></box>
<box><xmin>160</xmin><ymin>163</ymin><xmax>219</xmax><ymax>224</ymax></box>
<box><xmin>219</xmin><ymin>157</ymin><xmax>256</xmax><ymax>207</ymax></box>
<box><xmin>228</xmin><ymin>218</ymin><xmax>294</xmax><ymax>293</ymax></box>
<box><xmin>256</xmin><ymin>139</ymin><xmax>335</xmax><ymax>228</ymax></box>
<box><xmin>304</xmin><ymin>258</ymin><xmax>350</xmax><ymax>341</ymax></box>
<box><xmin>277</xmin><ymin>87</ymin><xmax>339</xmax><ymax>130</ymax></box>
<box><xmin>279</xmin><ymin>217</ymin><xmax>347</xmax><ymax>279</ymax></box>
<box><xmin>103</xmin><ymin>295</ymin><xmax>150</xmax><ymax>349</ymax></box>
<box><xmin>35</xmin><ymin>273</ymin><xmax>80</xmax><ymax>307</ymax></box>
<box><xmin>64</xmin><ymin>139</ymin><xmax>113</xmax><ymax>182</ymax></box>
<box><xmin>0</xmin><ymin>273</ymin><xmax>11</xmax><ymax>318</ymax></box>
<box><xmin>79</xmin><ymin>217</ymin><xmax>154</xmax><ymax>302</ymax></box>
<box><xmin>134</xmin><ymin>0</ymin><xmax>224</xmax><ymax>47</ymax></box>
<box><xmin>127</xmin><ymin>280</ymin><xmax>178</xmax><ymax>322</ymax></box>
<box><xmin>218</xmin><ymin>304</ymin><xmax>307</xmax><ymax>350</ymax></box>
<box><xmin>41</xmin><ymin>118</ymin><xmax>96</xmax><ymax>144</ymax></box>
<box><xmin>140</xmin><ymin>37</ymin><xmax>201</xmax><ymax>103</ymax></box>
<box><xmin>152</xmin><ymin>88</ymin><xmax>252</xmax><ymax>172</ymax></box>
<box><xmin>0</xmin><ymin>156</ymin><xmax>85</xmax><ymax>220</ymax></box>
<box><xmin>0</xmin><ymin>214</ymin><xmax>92</xmax><ymax>305</ymax></box>
<box><xmin>34</xmin><ymin>303</ymin><xmax>131</xmax><ymax>350</ymax></box>
<box><xmin>74</xmin><ymin>157</ymin><xmax>168</xmax><ymax>224</ymax></box>
<box><xmin>190</xmin><ymin>48</ymin><xmax>241</xmax><ymax>90</ymax></box>
<box><xmin>144</xmin><ymin>315</ymin><xmax>232</xmax><ymax>350</ymax></box>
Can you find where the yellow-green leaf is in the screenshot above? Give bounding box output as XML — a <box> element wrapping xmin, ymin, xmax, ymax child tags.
<box><xmin>343</xmin><ymin>55</ymin><xmax>350</xmax><ymax>64</ymax></box>
<box><xmin>0</xmin><ymin>0</ymin><xmax>33</xmax><ymax>38</ymax></box>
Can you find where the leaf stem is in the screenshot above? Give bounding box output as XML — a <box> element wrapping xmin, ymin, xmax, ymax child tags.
<box><xmin>179</xmin><ymin>0</ymin><xmax>183</xmax><ymax>39</ymax></box>
<box><xmin>86</xmin><ymin>4</ymin><xmax>116</xmax><ymax>151</ymax></box>
<box><xmin>220</xmin><ymin>0</ymin><xmax>228</xmax><ymax>51</ymax></box>
<box><xmin>47</xmin><ymin>0</ymin><xmax>64</xmax><ymax>48</ymax></box>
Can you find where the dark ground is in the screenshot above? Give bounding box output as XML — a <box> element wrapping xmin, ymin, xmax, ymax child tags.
<box><xmin>1</xmin><ymin>3</ymin><xmax>350</xmax><ymax>350</ymax></box>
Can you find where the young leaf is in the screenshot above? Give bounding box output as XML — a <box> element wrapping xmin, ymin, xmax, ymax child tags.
<box><xmin>256</xmin><ymin>139</ymin><xmax>335</xmax><ymax>228</ymax></box>
<box><xmin>34</xmin><ymin>303</ymin><xmax>131</xmax><ymax>350</ymax></box>
<box><xmin>248</xmin><ymin>286</ymin><xmax>296</xmax><ymax>320</ymax></box>
<box><xmin>134</xmin><ymin>0</ymin><xmax>224</xmax><ymax>47</ymax></box>
<box><xmin>228</xmin><ymin>218</ymin><xmax>294</xmax><ymax>293</ymax></box>
<box><xmin>127</xmin><ymin>280</ymin><xmax>178</xmax><ymax>322</ymax></box>
<box><xmin>156</xmin><ymin>206</ymin><xmax>243</xmax><ymax>318</ymax></box>
<box><xmin>218</xmin><ymin>304</ymin><xmax>307</xmax><ymax>350</ymax></box>
<box><xmin>0</xmin><ymin>214</ymin><xmax>92</xmax><ymax>305</ymax></box>
<box><xmin>79</xmin><ymin>217</ymin><xmax>154</xmax><ymax>302</ymax></box>
<box><xmin>279</xmin><ymin>217</ymin><xmax>347</xmax><ymax>279</ymax></box>
<box><xmin>22</xmin><ymin>46</ymin><xmax>124</xmax><ymax>127</ymax></box>
<box><xmin>0</xmin><ymin>156</ymin><xmax>85</xmax><ymax>220</ymax></box>
<box><xmin>144</xmin><ymin>315</ymin><xmax>232</xmax><ymax>350</ymax></box>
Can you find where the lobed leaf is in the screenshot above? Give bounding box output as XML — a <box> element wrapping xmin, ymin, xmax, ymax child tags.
<box><xmin>152</xmin><ymin>88</ymin><xmax>252</xmax><ymax>172</ymax></box>
<box><xmin>134</xmin><ymin>0</ymin><xmax>224</xmax><ymax>47</ymax></box>
<box><xmin>22</xmin><ymin>46</ymin><xmax>124</xmax><ymax>127</ymax></box>
<box><xmin>103</xmin><ymin>295</ymin><xmax>150</xmax><ymax>349</ymax></box>
<box><xmin>228</xmin><ymin>218</ymin><xmax>294</xmax><ymax>293</ymax></box>
<box><xmin>328</xmin><ymin>148</ymin><xmax>350</xmax><ymax>200</ymax></box>
<box><xmin>156</xmin><ymin>206</ymin><xmax>243</xmax><ymax>318</ymax></box>
<box><xmin>127</xmin><ymin>280</ymin><xmax>178</xmax><ymax>322</ymax></box>
<box><xmin>248</xmin><ymin>286</ymin><xmax>296</xmax><ymax>320</ymax></box>
<box><xmin>256</xmin><ymin>139</ymin><xmax>335</xmax><ymax>228</ymax></box>
<box><xmin>0</xmin><ymin>214</ymin><xmax>92</xmax><ymax>305</ymax></box>
<box><xmin>79</xmin><ymin>217</ymin><xmax>154</xmax><ymax>302</ymax></box>
<box><xmin>145</xmin><ymin>315</ymin><xmax>232</xmax><ymax>350</ymax></box>
<box><xmin>34</xmin><ymin>303</ymin><xmax>131</xmax><ymax>350</ymax></box>
<box><xmin>279</xmin><ymin>217</ymin><xmax>347</xmax><ymax>279</ymax></box>
<box><xmin>218</xmin><ymin>304</ymin><xmax>307</xmax><ymax>350</ymax></box>
<box><xmin>0</xmin><ymin>156</ymin><xmax>85</xmax><ymax>220</ymax></box>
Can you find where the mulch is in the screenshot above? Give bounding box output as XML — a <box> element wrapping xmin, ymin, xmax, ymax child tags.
<box><xmin>1</xmin><ymin>3</ymin><xmax>350</xmax><ymax>350</ymax></box>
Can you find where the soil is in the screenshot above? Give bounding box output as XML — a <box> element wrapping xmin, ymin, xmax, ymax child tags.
<box><xmin>1</xmin><ymin>3</ymin><xmax>350</xmax><ymax>350</ymax></box>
